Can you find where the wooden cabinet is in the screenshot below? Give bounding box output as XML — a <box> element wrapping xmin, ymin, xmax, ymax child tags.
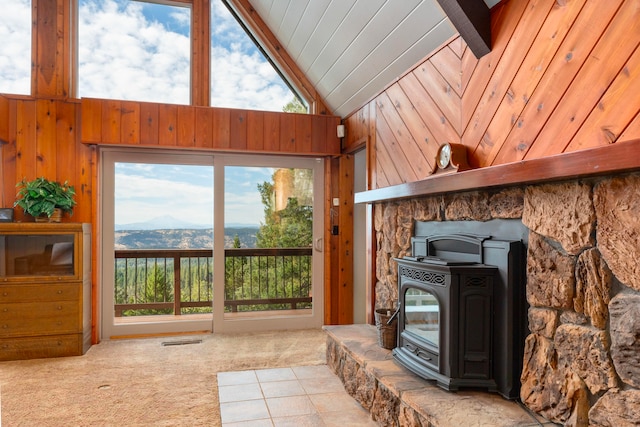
<box><xmin>0</xmin><ymin>223</ymin><xmax>91</xmax><ymax>360</ymax></box>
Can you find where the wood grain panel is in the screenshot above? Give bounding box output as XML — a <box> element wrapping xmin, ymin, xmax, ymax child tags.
<box><xmin>176</xmin><ymin>105</ymin><xmax>195</xmax><ymax>147</ymax></box>
<box><xmin>567</xmin><ymin>45</ymin><xmax>640</xmax><ymax>151</ymax></box>
<box><xmin>526</xmin><ymin>0</ymin><xmax>637</xmax><ymax>158</ymax></box>
<box><xmin>120</xmin><ymin>101</ymin><xmax>140</xmax><ymax>145</ymax></box>
<box><xmin>36</xmin><ymin>99</ymin><xmax>57</xmax><ymax>177</ymax></box>
<box><xmin>56</xmin><ymin>101</ymin><xmax>77</xmax><ymax>186</ymax></box>
<box><xmin>0</xmin><ymin>95</ymin><xmax>9</xmax><ymax>145</ymax></box>
<box><xmin>139</xmin><ymin>102</ymin><xmax>159</xmax><ymax>146</ymax></box>
<box><xmin>463</xmin><ymin>0</ymin><xmax>555</xmax><ymax>157</ymax></box>
<box><xmin>346</xmin><ymin>0</ymin><xmax>640</xmax><ymax>191</ymax></box>
<box><xmin>77</xmin><ymin>98</ymin><xmax>340</xmax><ymax>155</ymax></box>
<box><xmin>476</xmin><ymin>0</ymin><xmax>586</xmax><ymax>165</ymax></box>
<box><xmin>502</xmin><ymin>0</ymin><xmax>625</xmax><ymax>162</ymax></box>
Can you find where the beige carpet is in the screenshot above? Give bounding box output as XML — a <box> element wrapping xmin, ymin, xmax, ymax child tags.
<box><xmin>0</xmin><ymin>329</ymin><xmax>328</xmax><ymax>426</ymax></box>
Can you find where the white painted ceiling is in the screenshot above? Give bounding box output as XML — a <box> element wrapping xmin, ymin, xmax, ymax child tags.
<box><xmin>245</xmin><ymin>0</ymin><xmax>500</xmax><ymax>117</ymax></box>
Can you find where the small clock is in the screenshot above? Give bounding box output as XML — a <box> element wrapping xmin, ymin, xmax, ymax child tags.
<box><xmin>432</xmin><ymin>143</ymin><xmax>471</xmax><ymax>174</ymax></box>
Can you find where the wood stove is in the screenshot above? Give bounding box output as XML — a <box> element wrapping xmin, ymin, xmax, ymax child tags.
<box><xmin>393</xmin><ymin>221</ymin><xmax>526</xmax><ymax>399</ymax></box>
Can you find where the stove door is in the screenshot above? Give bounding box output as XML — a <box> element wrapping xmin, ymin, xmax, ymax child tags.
<box><xmin>404</xmin><ymin>288</ymin><xmax>439</xmax><ymax>348</ymax></box>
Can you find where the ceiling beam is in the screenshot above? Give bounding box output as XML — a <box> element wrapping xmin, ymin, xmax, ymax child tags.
<box><xmin>436</xmin><ymin>0</ymin><xmax>491</xmax><ymax>58</ymax></box>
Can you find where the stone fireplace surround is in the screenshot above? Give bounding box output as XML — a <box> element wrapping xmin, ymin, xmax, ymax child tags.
<box><xmin>331</xmin><ymin>172</ymin><xmax>640</xmax><ymax>426</ymax></box>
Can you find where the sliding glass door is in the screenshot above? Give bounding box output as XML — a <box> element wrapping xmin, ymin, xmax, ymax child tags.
<box><xmin>100</xmin><ymin>150</ymin><xmax>324</xmax><ymax>339</ymax></box>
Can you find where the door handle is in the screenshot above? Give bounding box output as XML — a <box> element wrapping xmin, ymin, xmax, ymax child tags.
<box><xmin>314</xmin><ymin>237</ymin><xmax>323</xmax><ymax>252</ymax></box>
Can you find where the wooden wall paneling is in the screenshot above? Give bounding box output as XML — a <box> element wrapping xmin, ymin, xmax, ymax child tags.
<box><xmin>462</xmin><ymin>0</ymin><xmax>554</xmax><ymax>160</ymax></box>
<box><xmin>295</xmin><ymin>114</ymin><xmax>312</xmax><ymax>153</ymax></box>
<box><xmin>262</xmin><ymin>111</ymin><xmax>280</xmax><ymax>152</ymax></box>
<box><xmin>310</xmin><ymin>115</ymin><xmax>326</xmax><ymax>154</ymax></box>
<box><xmin>567</xmin><ymin>45</ymin><xmax>640</xmax><ymax>152</ymax></box>
<box><xmin>158</xmin><ymin>104</ymin><xmax>177</xmax><ymax>146</ymax></box>
<box><xmin>101</xmin><ymin>100</ymin><xmax>122</xmax><ymax>145</ymax></box>
<box><xmin>1</xmin><ymin>99</ymin><xmax>17</xmax><ymax>209</ymax></box>
<box><xmin>337</xmin><ymin>154</ymin><xmax>354</xmax><ymax>324</ymax></box>
<box><xmin>279</xmin><ymin>113</ymin><xmax>296</xmax><ymax>153</ymax></box>
<box><xmin>120</xmin><ymin>101</ymin><xmax>140</xmax><ymax>145</ymax></box>
<box><xmin>55</xmin><ymin>100</ymin><xmax>78</xmax><ymax>185</ymax></box>
<box><xmin>324</xmin><ymin>157</ymin><xmax>340</xmax><ymax>324</ymax></box>
<box><xmin>176</xmin><ymin>105</ymin><xmax>196</xmax><ymax>147</ymax></box>
<box><xmin>413</xmin><ymin>60</ymin><xmax>462</xmax><ymax>136</ymax></box>
<box><xmin>620</xmin><ymin>111</ymin><xmax>640</xmax><ymax>142</ymax></box>
<box><xmin>195</xmin><ymin>106</ymin><xmax>214</xmax><ymax>148</ymax></box>
<box><xmin>36</xmin><ymin>99</ymin><xmax>58</xmax><ymax>177</ymax></box>
<box><xmin>397</xmin><ymin>73</ymin><xmax>460</xmax><ymax>149</ymax></box>
<box><xmin>384</xmin><ymin>83</ymin><xmax>438</xmax><ymax>171</ymax></box>
<box><xmin>448</xmin><ymin>36</ymin><xmax>464</xmax><ymax>58</ymax></box>
<box><xmin>376</xmin><ymin>93</ymin><xmax>429</xmax><ymax>181</ymax></box>
<box><xmin>246</xmin><ymin>110</ymin><xmax>264</xmax><ymax>151</ymax></box>
<box><xmin>15</xmin><ymin>100</ymin><xmax>37</xmax><ymax>182</ymax></box>
<box><xmin>498</xmin><ymin>1</ymin><xmax>624</xmax><ymax>162</ymax></box>
<box><xmin>431</xmin><ymin>45</ymin><xmax>464</xmax><ymax>96</ymax></box>
<box><xmin>229</xmin><ymin>109</ymin><xmax>247</xmax><ymax>151</ymax></box>
<box><xmin>374</xmin><ymin>127</ymin><xmax>399</xmax><ymax>189</ymax></box>
<box><xmin>80</xmin><ymin>98</ymin><xmax>102</xmax><ymax>143</ymax></box>
<box><xmin>0</xmin><ymin>95</ymin><xmax>9</xmax><ymax>145</ymax></box>
<box><xmin>527</xmin><ymin>0</ymin><xmax>638</xmax><ymax>158</ymax></box>
<box><xmin>212</xmin><ymin>108</ymin><xmax>230</xmax><ymax>149</ymax></box>
<box><xmin>461</xmin><ymin>0</ymin><xmax>529</xmax><ymax>130</ymax></box>
<box><xmin>367</xmin><ymin>100</ymin><xmax>377</xmax><ymax>190</ymax></box>
<box><xmin>540</xmin><ymin>1</ymin><xmax>640</xmax><ymax>154</ymax></box>
<box><xmin>139</xmin><ymin>102</ymin><xmax>160</xmax><ymax>145</ymax></box>
<box><xmin>75</xmin><ymin>140</ymin><xmax>93</xmax><ymax>224</ymax></box>
<box><xmin>460</xmin><ymin>43</ymin><xmax>478</xmax><ymax>94</ymax></box>
<box><xmin>477</xmin><ymin>0</ymin><xmax>586</xmax><ymax>166</ymax></box>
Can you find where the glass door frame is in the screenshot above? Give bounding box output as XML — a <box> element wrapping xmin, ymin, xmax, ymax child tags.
<box><xmin>99</xmin><ymin>148</ymin><xmax>215</xmax><ymax>339</ymax></box>
<box><xmin>212</xmin><ymin>154</ymin><xmax>325</xmax><ymax>333</ymax></box>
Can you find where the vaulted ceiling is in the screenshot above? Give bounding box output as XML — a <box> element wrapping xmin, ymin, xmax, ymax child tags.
<box><xmin>244</xmin><ymin>0</ymin><xmax>500</xmax><ymax>117</ymax></box>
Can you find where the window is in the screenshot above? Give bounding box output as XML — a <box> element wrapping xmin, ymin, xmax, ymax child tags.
<box><xmin>0</xmin><ymin>0</ymin><xmax>31</xmax><ymax>95</ymax></box>
<box><xmin>78</xmin><ymin>0</ymin><xmax>191</xmax><ymax>104</ymax></box>
<box><xmin>211</xmin><ymin>2</ymin><xmax>305</xmax><ymax>112</ymax></box>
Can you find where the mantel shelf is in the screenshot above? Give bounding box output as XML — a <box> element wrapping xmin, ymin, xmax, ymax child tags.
<box><xmin>355</xmin><ymin>139</ymin><xmax>640</xmax><ymax>204</ymax></box>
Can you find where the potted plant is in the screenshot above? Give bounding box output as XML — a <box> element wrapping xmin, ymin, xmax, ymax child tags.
<box><xmin>14</xmin><ymin>177</ymin><xmax>77</xmax><ymax>222</ymax></box>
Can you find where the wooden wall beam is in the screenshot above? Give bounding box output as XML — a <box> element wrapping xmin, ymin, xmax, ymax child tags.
<box><xmin>436</xmin><ymin>0</ymin><xmax>491</xmax><ymax>58</ymax></box>
<box><xmin>32</xmin><ymin>0</ymin><xmax>75</xmax><ymax>97</ymax></box>
<box><xmin>191</xmin><ymin>0</ymin><xmax>211</xmax><ymax>106</ymax></box>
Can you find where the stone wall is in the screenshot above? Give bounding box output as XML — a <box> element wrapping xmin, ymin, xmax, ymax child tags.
<box><xmin>373</xmin><ymin>173</ymin><xmax>640</xmax><ymax>426</ymax></box>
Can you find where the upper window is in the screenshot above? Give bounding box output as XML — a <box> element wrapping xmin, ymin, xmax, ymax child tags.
<box><xmin>78</xmin><ymin>0</ymin><xmax>191</xmax><ymax>104</ymax></box>
<box><xmin>0</xmin><ymin>0</ymin><xmax>31</xmax><ymax>95</ymax></box>
<box><xmin>210</xmin><ymin>2</ymin><xmax>305</xmax><ymax>113</ymax></box>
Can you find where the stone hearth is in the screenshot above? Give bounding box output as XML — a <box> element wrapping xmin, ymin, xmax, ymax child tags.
<box><xmin>324</xmin><ymin>324</ymin><xmax>554</xmax><ymax>426</ymax></box>
<box><xmin>371</xmin><ymin>173</ymin><xmax>640</xmax><ymax>426</ymax></box>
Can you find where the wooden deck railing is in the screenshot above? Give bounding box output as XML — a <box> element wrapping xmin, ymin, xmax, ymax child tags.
<box><xmin>113</xmin><ymin>247</ymin><xmax>312</xmax><ymax>316</ymax></box>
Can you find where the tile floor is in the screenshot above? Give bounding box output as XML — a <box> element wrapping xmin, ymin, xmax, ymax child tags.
<box><xmin>218</xmin><ymin>365</ymin><xmax>377</xmax><ymax>426</ymax></box>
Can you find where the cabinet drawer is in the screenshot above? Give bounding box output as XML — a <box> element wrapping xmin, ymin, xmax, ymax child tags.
<box><xmin>0</xmin><ymin>334</ymin><xmax>82</xmax><ymax>361</ymax></box>
<box><xmin>0</xmin><ymin>283</ymin><xmax>80</xmax><ymax>303</ymax></box>
<box><xmin>0</xmin><ymin>301</ymin><xmax>80</xmax><ymax>337</ymax></box>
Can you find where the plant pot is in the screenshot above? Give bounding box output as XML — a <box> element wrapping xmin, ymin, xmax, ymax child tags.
<box><xmin>35</xmin><ymin>208</ymin><xmax>63</xmax><ymax>223</ymax></box>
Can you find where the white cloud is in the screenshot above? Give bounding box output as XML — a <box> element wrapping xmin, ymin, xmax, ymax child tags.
<box><xmin>0</xmin><ymin>0</ymin><xmax>31</xmax><ymax>94</ymax></box>
<box><xmin>77</xmin><ymin>0</ymin><xmax>293</xmax><ymax>111</ymax></box>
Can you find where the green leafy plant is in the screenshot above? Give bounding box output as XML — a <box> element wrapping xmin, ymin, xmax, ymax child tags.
<box><xmin>14</xmin><ymin>177</ymin><xmax>77</xmax><ymax>219</ymax></box>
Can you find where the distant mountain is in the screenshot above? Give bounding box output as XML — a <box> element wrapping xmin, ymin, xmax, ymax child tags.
<box><xmin>114</xmin><ymin>227</ymin><xmax>259</xmax><ymax>250</ymax></box>
<box><xmin>115</xmin><ymin>215</ymin><xmax>211</xmax><ymax>231</ymax></box>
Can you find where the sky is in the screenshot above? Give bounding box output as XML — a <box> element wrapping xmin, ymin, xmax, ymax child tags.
<box><xmin>0</xmin><ymin>0</ymin><xmax>301</xmax><ymax>229</ymax></box>
<box><xmin>0</xmin><ymin>0</ymin><xmax>296</xmax><ymax>111</ymax></box>
<box><xmin>114</xmin><ymin>163</ymin><xmax>275</xmax><ymax>228</ymax></box>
